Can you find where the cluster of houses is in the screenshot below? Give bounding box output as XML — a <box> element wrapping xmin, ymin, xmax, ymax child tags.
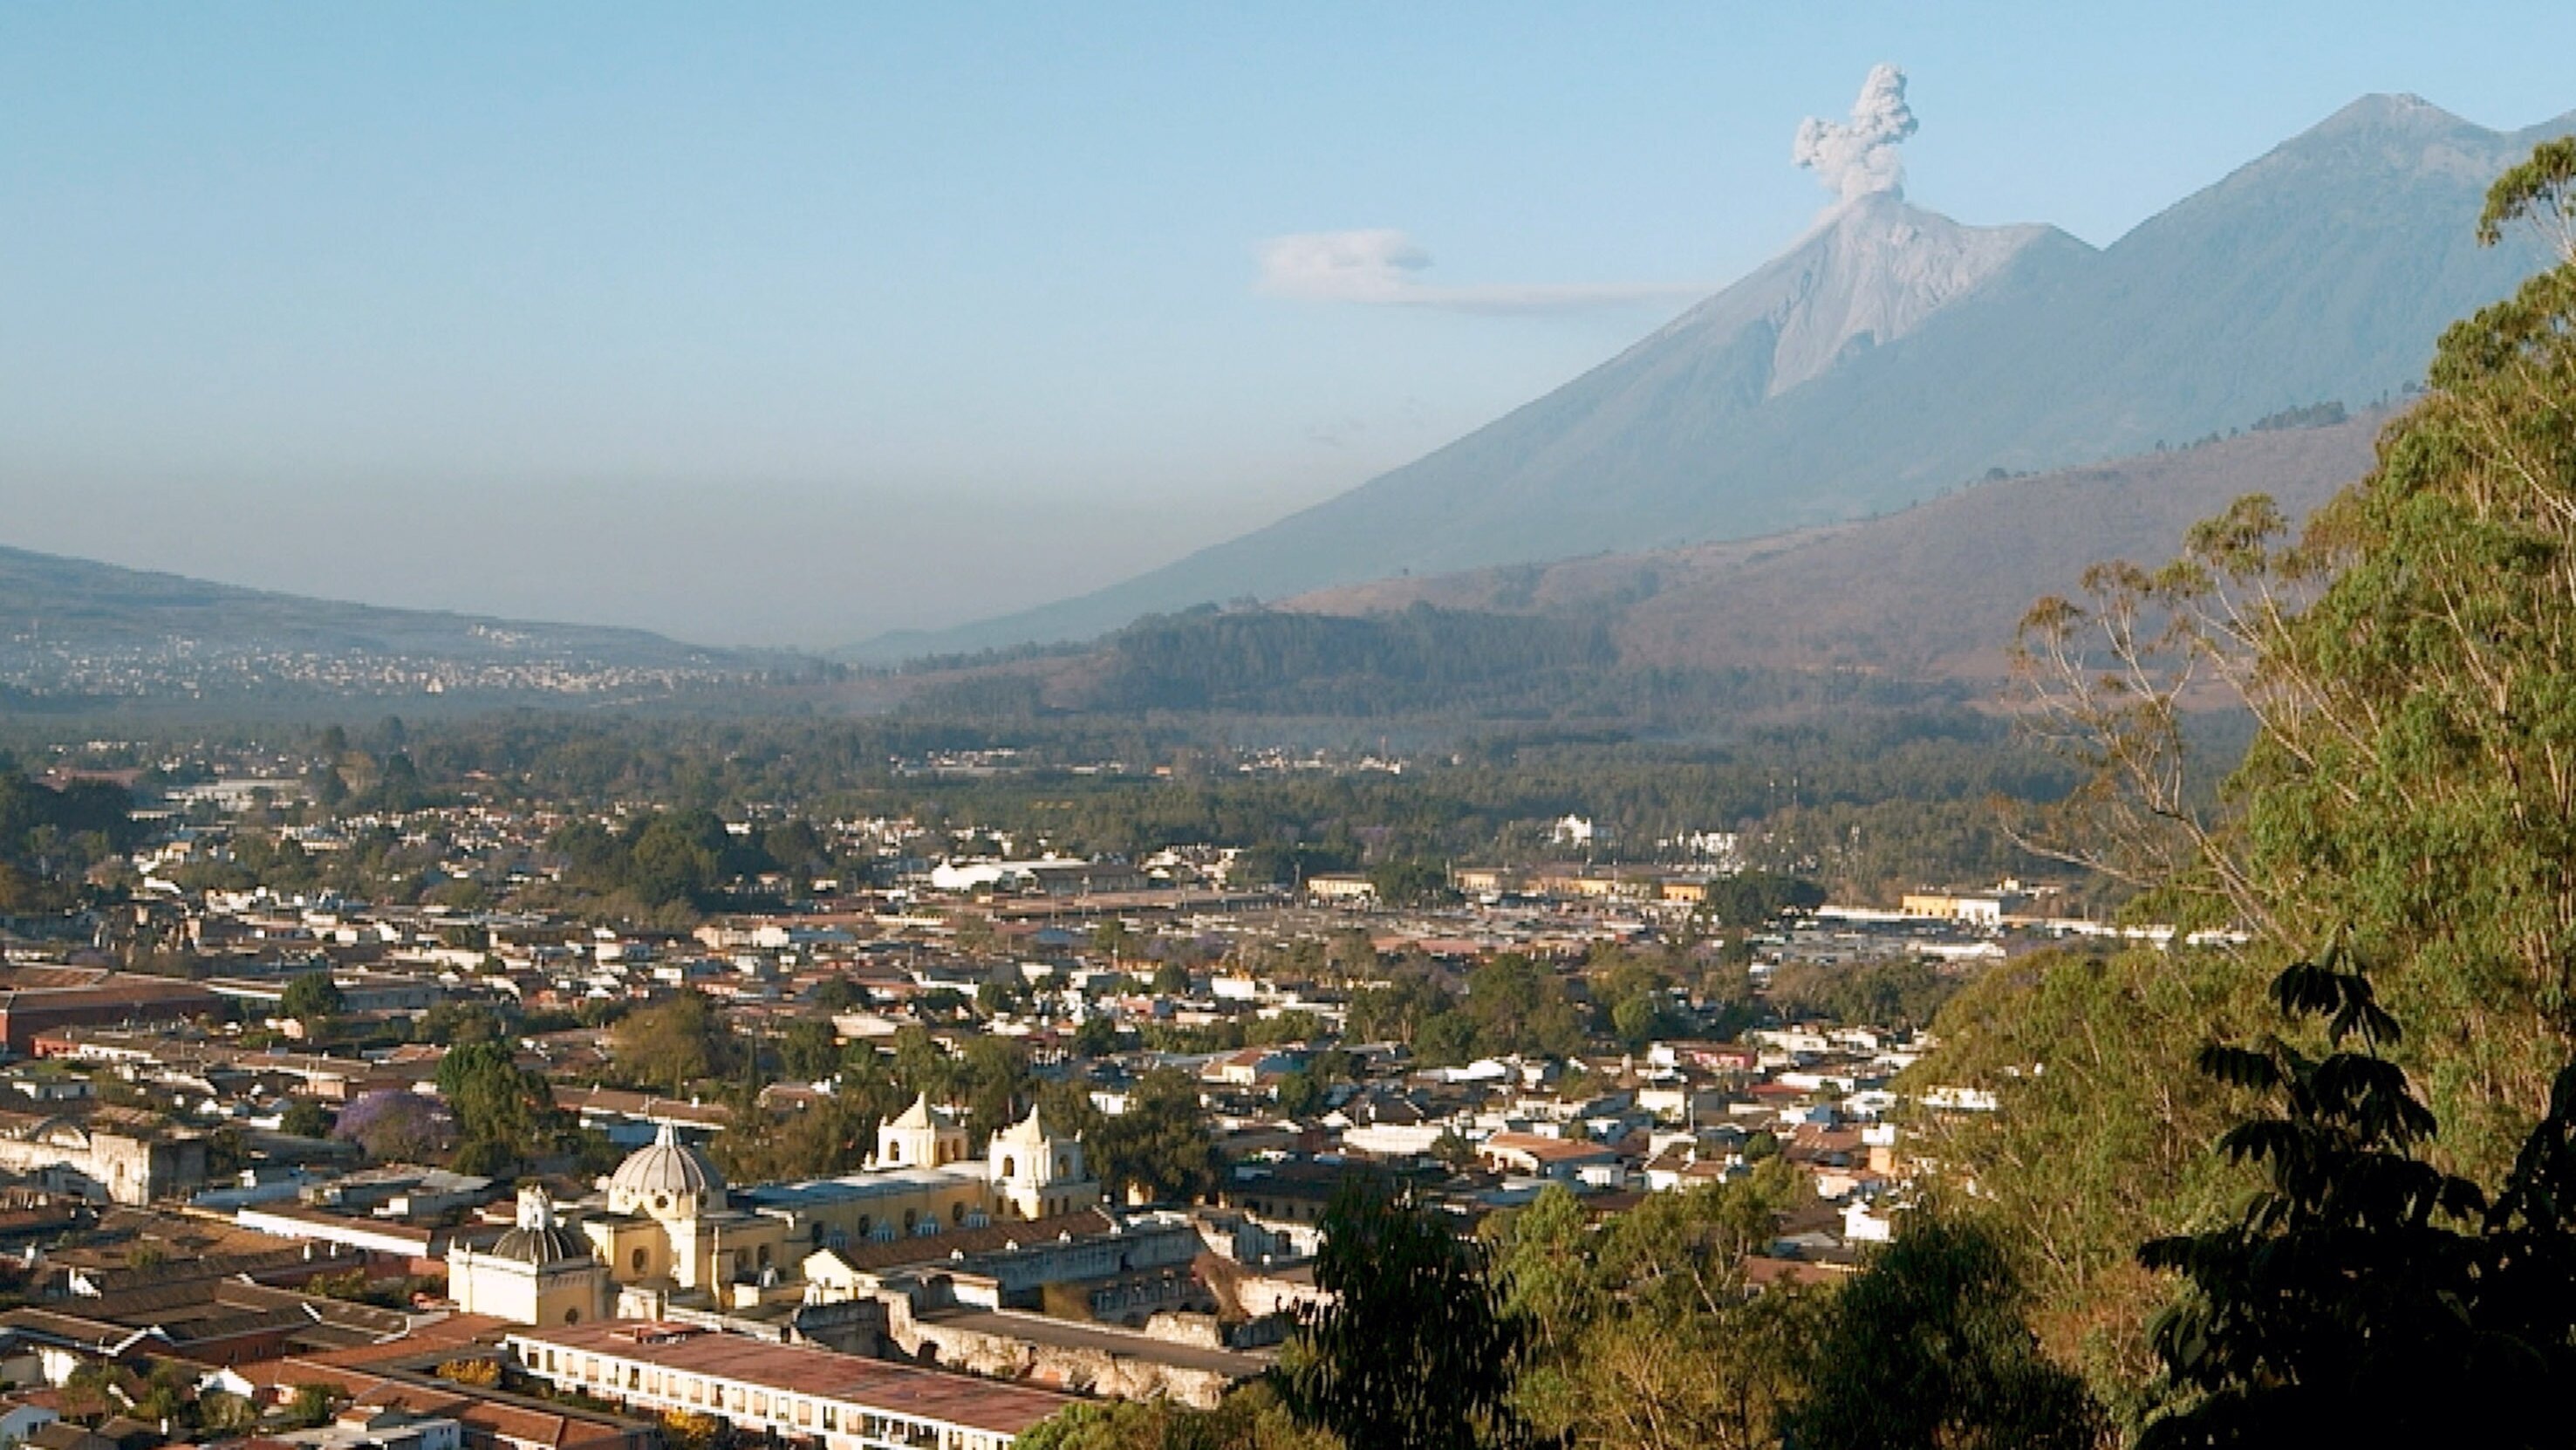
<box><xmin>0</xmin><ymin>765</ymin><xmax>2058</xmax><ymax>1450</ymax></box>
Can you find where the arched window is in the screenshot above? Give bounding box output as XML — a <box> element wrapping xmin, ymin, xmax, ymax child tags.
<box><xmin>887</xmin><ymin>1141</ymin><xmax>902</xmax><ymax>1163</ymax></box>
<box><xmin>1001</xmin><ymin>1155</ymin><xmax>1017</xmax><ymax>1179</ymax></box>
<box><xmin>857</xmin><ymin>1215</ymin><xmax>872</xmax><ymax>1238</ymax></box>
<box><xmin>631</xmin><ymin>1248</ymin><xmax>646</xmax><ymax>1271</ymax></box>
<box><xmin>903</xmin><ymin>1207</ymin><xmax>918</xmax><ymax>1232</ymax></box>
<box><xmin>951</xmin><ymin>1201</ymin><xmax>967</xmax><ymax>1224</ymax></box>
<box><xmin>1056</xmin><ymin>1155</ymin><xmax>1070</xmax><ymax>1179</ymax></box>
<box><xmin>564</xmin><ymin>1308</ymin><xmax>581</xmax><ymax>1324</ymax></box>
<box><xmin>757</xmin><ymin>1244</ymin><xmax>772</xmax><ymax>1269</ymax></box>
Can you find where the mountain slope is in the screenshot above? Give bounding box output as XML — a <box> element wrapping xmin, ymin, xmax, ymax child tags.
<box><xmin>0</xmin><ymin>545</ymin><xmax>778</xmax><ymax>702</ymax></box>
<box><xmin>880</xmin><ymin>93</ymin><xmax>2570</xmax><ymax>660</ymax></box>
<box><xmin>1286</xmin><ymin>410</ymin><xmax>2384</xmax><ymax>685</ymax></box>
<box><xmin>923</xmin><ymin>414</ymin><xmax>2381</xmax><ymax>722</ymax></box>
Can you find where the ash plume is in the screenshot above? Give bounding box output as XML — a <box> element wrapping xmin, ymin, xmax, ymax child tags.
<box><xmin>1794</xmin><ymin>64</ymin><xmax>1918</xmax><ymax>204</ymax></box>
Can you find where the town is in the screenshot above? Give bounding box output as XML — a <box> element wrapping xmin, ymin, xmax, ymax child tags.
<box><xmin>0</xmin><ymin>737</ymin><xmax>2102</xmax><ymax>1450</ymax></box>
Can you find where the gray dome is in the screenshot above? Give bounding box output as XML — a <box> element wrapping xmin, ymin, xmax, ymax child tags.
<box><xmin>610</xmin><ymin>1123</ymin><xmax>725</xmax><ymax>1201</ymax></box>
<box><xmin>489</xmin><ymin>1223</ymin><xmax>593</xmax><ymax>1268</ymax></box>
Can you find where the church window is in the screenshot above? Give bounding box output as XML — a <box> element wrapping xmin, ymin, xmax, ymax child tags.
<box><xmin>887</xmin><ymin>1142</ymin><xmax>902</xmax><ymax>1163</ymax></box>
<box><xmin>952</xmin><ymin>1200</ymin><xmax>966</xmax><ymax>1224</ymax></box>
<box><xmin>1001</xmin><ymin>1155</ymin><xmax>1017</xmax><ymax>1179</ymax></box>
<box><xmin>1056</xmin><ymin>1155</ymin><xmax>1070</xmax><ymax>1178</ymax></box>
<box><xmin>632</xmin><ymin>1248</ymin><xmax>647</xmax><ymax>1271</ymax></box>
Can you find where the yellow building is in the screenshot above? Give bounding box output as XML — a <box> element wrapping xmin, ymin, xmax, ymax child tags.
<box><xmin>582</xmin><ymin>1122</ymin><xmax>796</xmax><ymax>1295</ymax></box>
<box><xmin>875</xmin><ymin>1092</ymin><xmax>970</xmax><ymax>1169</ymax></box>
<box><xmin>735</xmin><ymin>1098</ymin><xmax>1099</xmax><ymax>1245</ymax></box>
<box><xmin>448</xmin><ymin>1186</ymin><xmax>612</xmax><ymax>1327</ymax></box>
<box><xmin>454</xmin><ymin>1099</ymin><xmax>1105</xmax><ymax>1325</ymax></box>
<box><xmin>986</xmin><ymin>1105</ymin><xmax>1097</xmax><ymax>1221</ymax></box>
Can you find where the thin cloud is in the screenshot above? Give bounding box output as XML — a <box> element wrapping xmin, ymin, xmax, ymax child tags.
<box><xmin>1255</xmin><ymin>229</ymin><xmax>1704</xmax><ymax>313</ymax></box>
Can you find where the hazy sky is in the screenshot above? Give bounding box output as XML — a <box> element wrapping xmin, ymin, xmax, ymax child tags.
<box><xmin>6</xmin><ymin>3</ymin><xmax>2574</xmax><ymax>649</ymax></box>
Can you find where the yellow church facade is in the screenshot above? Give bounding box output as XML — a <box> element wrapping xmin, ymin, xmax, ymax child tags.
<box><xmin>448</xmin><ymin>1098</ymin><xmax>1101</xmax><ymax>1325</ymax></box>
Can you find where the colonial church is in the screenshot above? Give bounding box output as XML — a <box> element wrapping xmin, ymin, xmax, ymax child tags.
<box><xmin>448</xmin><ymin>1096</ymin><xmax>1100</xmax><ymax>1325</ymax></box>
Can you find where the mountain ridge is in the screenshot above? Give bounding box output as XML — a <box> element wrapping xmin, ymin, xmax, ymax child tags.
<box><xmin>0</xmin><ymin>544</ymin><xmax>795</xmax><ymax>705</ymax></box>
<box><xmin>901</xmin><ymin>413</ymin><xmax>2387</xmax><ymax>722</ymax></box>
<box><xmin>859</xmin><ymin>92</ymin><xmax>2573</xmax><ymax>664</ymax></box>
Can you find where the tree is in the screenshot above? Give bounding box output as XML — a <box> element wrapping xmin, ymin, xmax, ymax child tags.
<box><xmin>1022</xmin><ymin>1383</ymin><xmax>1331</xmax><ymax>1450</ymax></box>
<box><xmin>2011</xmin><ymin>139</ymin><xmax>2576</xmax><ymax>1181</ymax></box>
<box><xmin>1369</xmin><ymin>858</ymin><xmax>1458</xmax><ymax>908</ymax></box>
<box><xmin>1274</xmin><ymin>1070</ymin><xmax>1323</xmax><ymax>1118</ymax></box>
<box><xmin>287</xmin><ymin>1384</ymin><xmax>340</xmax><ymax>1429</ymax></box>
<box><xmin>761</xmin><ymin>818</ymin><xmax>826</xmax><ymax>872</ymax></box>
<box><xmin>331</xmin><ymin>1090</ymin><xmax>459</xmax><ymax>1162</ymax></box>
<box><xmin>780</xmin><ymin>1017</ymin><xmax>842</xmax><ymax>1082</ymax></box>
<box><xmin>1966</xmin><ymin>137</ymin><xmax>2576</xmax><ymax>1410</ymax></box>
<box><xmin>1091</xmin><ymin>1068</ymin><xmax>1217</xmax><ymax>1204</ymax></box>
<box><xmin>280</xmin><ymin>974</ymin><xmax>345</xmax><ymax>1027</ymax></box>
<box><xmin>659</xmin><ymin>1410</ymin><xmax>728</xmax><ymax>1450</ymax></box>
<box><xmin>1794</xmin><ymin>1212</ymin><xmax>2106</xmax><ymax>1450</ymax></box>
<box><xmin>2131</xmin><ymin>942</ymin><xmax>2576</xmax><ymax>1448</ymax></box>
<box><xmin>1281</xmin><ymin>1182</ymin><xmax>1542</xmax><ymax>1450</ymax></box>
<box><xmin>437</xmin><ymin>1038</ymin><xmax>566</xmax><ymax>1173</ymax></box>
<box><xmin>612</xmin><ymin>992</ymin><xmax>732</xmax><ymax>1095</ymax></box>
<box><xmin>1905</xmin><ymin>948</ymin><xmax>2263</xmax><ymax>1406</ymax></box>
<box><xmin>280</xmin><ymin>1098</ymin><xmax>337</xmax><ymax>1139</ymax></box>
<box><xmin>1479</xmin><ymin>1168</ymin><xmax>1814</xmax><ymax>1450</ymax></box>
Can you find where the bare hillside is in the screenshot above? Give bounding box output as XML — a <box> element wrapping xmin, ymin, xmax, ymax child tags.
<box><xmin>1287</xmin><ymin>415</ymin><xmax>2384</xmax><ymax>684</ymax></box>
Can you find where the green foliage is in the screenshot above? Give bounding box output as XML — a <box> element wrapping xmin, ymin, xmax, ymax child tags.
<box><xmin>280</xmin><ymin>973</ymin><xmax>346</xmax><ymax>1024</ymax></box>
<box><xmin>1767</xmin><ymin>958</ymin><xmax>1959</xmax><ymax>1030</ymax></box>
<box><xmin>1086</xmin><ymin>1068</ymin><xmax>1218</xmax><ymax>1205</ymax></box>
<box><xmin>287</xmin><ymin>1384</ymin><xmax>340</xmax><ymax>1429</ymax></box>
<box><xmin>2132</xmin><ymin>943</ymin><xmax>2576</xmax><ymax>1448</ymax></box>
<box><xmin>611</xmin><ymin>992</ymin><xmax>738</xmax><ymax>1096</ymax></box>
<box><xmin>779</xmin><ymin>1017</ymin><xmax>843</xmax><ymax>1082</ymax></box>
<box><xmin>2477</xmin><ymin>134</ymin><xmax>2576</xmax><ymax>250</ymax></box>
<box><xmin>1080</xmin><ymin>604</ymin><xmax>1618</xmax><ymax>717</ymax></box>
<box><xmin>1367</xmin><ymin>858</ymin><xmax>1458</xmax><ymax>907</ymax></box>
<box><xmin>2018</xmin><ymin>142</ymin><xmax>2576</xmax><ymax>1182</ymax></box>
<box><xmin>1281</xmin><ymin>1183</ymin><xmax>1542</xmax><ymax>1450</ymax></box>
<box><xmin>279</xmin><ymin>1098</ymin><xmax>337</xmax><ymax>1139</ymax></box>
<box><xmin>714</xmin><ymin>1082</ymin><xmax>898</xmax><ymax>1184</ymax></box>
<box><xmin>1906</xmin><ymin>949</ymin><xmax>2264</xmax><ymax>1409</ymax></box>
<box><xmin>1794</xmin><ymin>1213</ymin><xmax>2107</xmax><ymax>1450</ymax></box>
<box><xmin>1020</xmin><ymin>1382</ymin><xmax>1333</xmax><ymax>1450</ymax></box>
<box><xmin>1695</xmin><ymin>872</ymin><xmax>1826</xmax><ymax>929</ymax></box>
<box><xmin>1480</xmin><ymin>1168</ymin><xmax>1814</xmax><ymax>1449</ymax></box>
<box><xmin>436</xmin><ymin>1038</ymin><xmax>575</xmax><ymax>1174</ymax></box>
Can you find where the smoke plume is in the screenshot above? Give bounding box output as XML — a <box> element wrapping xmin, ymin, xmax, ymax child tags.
<box><xmin>1794</xmin><ymin>64</ymin><xmax>1917</xmax><ymax>203</ymax></box>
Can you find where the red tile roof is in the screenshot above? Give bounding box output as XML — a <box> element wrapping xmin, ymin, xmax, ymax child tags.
<box><xmin>511</xmin><ymin>1322</ymin><xmax>1076</xmax><ymax>1437</ymax></box>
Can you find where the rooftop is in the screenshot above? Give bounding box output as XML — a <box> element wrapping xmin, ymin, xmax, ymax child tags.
<box><xmin>509</xmin><ymin>1322</ymin><xmax>1076</xmax><ymax>1436</ymax></box>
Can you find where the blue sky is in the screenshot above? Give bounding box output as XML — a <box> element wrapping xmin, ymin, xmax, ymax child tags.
<box><xmin>5</xmin><ymin>2</ymin><xmax>2573</xmax><ymax>646</ymax></box>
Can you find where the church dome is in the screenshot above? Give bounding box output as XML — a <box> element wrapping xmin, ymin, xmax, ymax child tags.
<box><xmin>488</xmin><ymin>1186</ymin><xmax>594</xmax><ymax>1268</ymax></box>
<box><xmin>610</xmin><ymin>1123</ymin><xmax>725</xmax><ymax>1206</ymax></box>
<box><xmin>491</xmin><ymin>1221</ymin><xmax>592</xmax><ymax>1267</ymax></box>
